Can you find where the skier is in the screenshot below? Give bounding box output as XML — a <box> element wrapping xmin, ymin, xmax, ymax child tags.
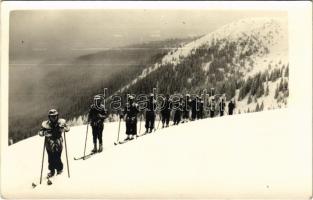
<box><xmin>182</xmin><ymin>94</ymin><xmax>191</xmax><ymax>123</ymax></box>
<box><xmin>88</xmin><ymin>95</ymin><xmax>107</xmax><ymax>153</ymax></box>
<box><xmin>209</xmin><ymin>98</ymin><xmax>216</xmax><ymax>118</ymax></box>
<box><xmin>173</xmin><ymin>96</ymin><xmax>183</xmax><ymax>125</ymax></box>
<box><xmin>38</xmin><ymin>109</ymin><xmax>70</xmax><ymax>178</ymax></box>
<box><xmin>161</xmin><ymin>94</ymin><xmax>172</xmax><ymax>128</ymax></box>
<box><xmin>197</xmin><ymin>96</ymin><xmax>204</xmax><ymax>119</ymax></box>
<box><xmin>228</xmin><ymin>99</ymin><xmax>235</xmax><ymax>115</ymax></box>
<box><xmin>219</xmin><ymin>98</ymin><xmax>226</xmax><ymax>116</ymax></box>
<box><xmin>123</xmin><ymin>95</ymin><xmax>139</xmax><ymax>140</ymax></box>
<box><xmin>145</xmin><ymin>93</ymin><xmax>156</xmax><ymax>133</ymax></box>
<box><xmin>191</xmin><ymin>96</ymin><xmax>198</xmax><ymax>121</ymax></box>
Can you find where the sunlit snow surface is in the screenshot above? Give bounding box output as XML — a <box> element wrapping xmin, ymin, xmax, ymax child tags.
<box><xmin>2</xmin><ymin>109</ymin><xmax>311</xmax><ymax>199</ymax></box>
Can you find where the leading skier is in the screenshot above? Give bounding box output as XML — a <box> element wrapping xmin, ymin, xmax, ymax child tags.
<box><xmin>38</xmin><ymin>109</ymin><xmax>70</xmax><ymax>178</ymax></box>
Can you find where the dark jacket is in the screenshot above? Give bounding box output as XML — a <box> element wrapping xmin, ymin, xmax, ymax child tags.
<box><xmin>38</xmin><ymin>119</ymin><xmax>70</xmax><ymax>152</ymax></box>
<box><xmin>219</xmin><ymin>101</ymin><xmax>226</xmax><ymax>112</ymax></box>
<box><xmin>88</xmin><ymin>104</ymin><xmax>107</xmax><ymax>127</ymax></box>
<box><xmin>161</xmin><ymin>99</ymin><xmax>172</xmax><ymax>114</ymax></box>
<box><xmin>124</xmin><ymin>102</ymin><xmax>139</xmax><ymax>119</ymax></box>
<box><xmin>146</xmin><ymin>99</ymin><xmax>157</xmax><ymax>113</ymax></box>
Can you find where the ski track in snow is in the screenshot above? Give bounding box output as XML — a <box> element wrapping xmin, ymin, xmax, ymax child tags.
<box><xmin>2</xmin><ymin>109</ymin><xmax>311</xmax><ymax>198</ymax></box>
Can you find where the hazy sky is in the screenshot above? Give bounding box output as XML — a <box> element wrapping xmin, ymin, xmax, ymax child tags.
<box><xmin>10</xmin><ymin>10</ymin><xmax>286</xmax><ymax>62</ymax></box>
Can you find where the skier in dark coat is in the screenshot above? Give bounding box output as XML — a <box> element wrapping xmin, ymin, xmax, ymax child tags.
<box><xmin>123</xmin><ymin>95</ymin><xmax>139</xmax><ymax>140</ymax></box>
<box><xmin>161</xmin><ymin>94</ymin><xmax>172</xmax><ymax>128</ymax></box>
<box><xmin>219</xmin><ymin>98</ymin><xmax>226</xmax><ymax>116</ymax></box>
<box><xmin>182</xmin><ymin>94</ymin><xmax>191</xmax><ymax>123</ymax></box>
<box><xmin>88</xmin><ymin>95</ymin><xmax>107</xmax><ymax>153</ymax></box>
<box><xmin>191</xmin><ymin>96</ymin><xmax>198</xmax><ymax>121</ymax></box>
<box><xmin>228</xmin><ymin>100</ymin><xmax>235</xmax><ymax>115</ymax></box>
<box><xmin>197</xmin><ymin>97</ymin><xmax>204</xmax><ymax>119</ymax></box>
<box><xmin>173</xmin><ymin>96</ymin><xmax>183</xmax><ymax>125</ymax></box>
<box><xmin>38</xmin><ymin>109</ymin><xmax>70</xmax><ymax>178</ymax></box>
<box><xmin>209</xmin><ymin>98</ymin><xmax>216</xmax><ymax>118</ymax></box>
<box><xmin>145</xmin><ymin>93</ymin><xmax>157</xmax><ymax>133</ymax></box>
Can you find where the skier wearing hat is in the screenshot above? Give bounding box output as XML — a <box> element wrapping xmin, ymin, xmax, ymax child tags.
<box><xmin>209</xmin><ymin>98</ymin><xmax>216</xmax><ymax>118</ymax></box>
<box><xmin>88</xmin><ymin>95</ymin><xmax>107</xmax><ymax>153</ymax></box>
<box><xmin>145</xmin><ymin>93</ymin><xmax>156</xmax><ymax>133</ymax></box>
<box><xmin>123</xmin><ymin>95</ymin><xmax>139</xmax><ymax>140</ymax></box>
<box><xmin>38</xmin><ymin>109</ymin><xmax>70</xmax><ymax>178</ymax></box>
<box><xmin>191</xmin><ymin>96</ymin><xmax>198</xmax><ymax>121</ymax></box>
<box><xmin>161</xmin><ymin>94</ymin><xmax>172</xmax><ymax>128</ymax></box>
<box><xmin>197</xmin><ymin>96</ymin><xmax>204</xmax><ymax>119</ymax></box>
<box><xmin>182</xmin><ymin>94</ymin><xmax>191</xmax><ymax>123</ymax></box>
<box><xmin>219</xmin><ymin>98</ymin><xmax>226</xmax><ymax>116</ymax></box>
<box><xmin>228</xmin><ymin>99</ymin><xmax>235</xmax><ymax>115</ymax></box>
<box><xmin>173</xmin><ymin>95</ymin><xmax>183</xmax><ymax>125</ymax></box>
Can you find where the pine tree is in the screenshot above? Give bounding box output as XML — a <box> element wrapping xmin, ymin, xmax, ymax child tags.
<box><xmin>260</xmin><ymin>101</ymin><xmax>264</xmax><ymax>111</ymax></box>
<box><xmin>285</xmin><ymin>65</ymin><xmax>289</xmax><ymax>77</ymax></box>
<box><xmin>247</xmin><ymin>94</ymin><xmax>252</xmax><ymax>104</ymax></box>
<box><xmin>283</xmin><ymin>80</ymin><xmax>288</xmax><ymax>91</ymax></box>
<box><xmin>274</xmin><ymin>84</ymin><xmax>279</xmax><ymax>99</ymax></box>
<box><xmin>256</xmin><ymin>82</ymin><xmax>265</xmax><ymax>98</ymax></box>
<box><xmin>255</xmin><ymin>103</ymin><xmax>260</xmax><ymax>112</ymax></box>
<box><xmin>265</xmin><ymin>83</ymin><xmax>269</xmax><ymax>96</ymax></box>
<box><xmin>279</xmin><ymin>78</ymin><xmax>284</xmax><ymax>92</ymax></box>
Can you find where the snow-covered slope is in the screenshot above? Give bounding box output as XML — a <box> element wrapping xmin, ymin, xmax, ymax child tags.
<box><xmin>116</xmin><ymin>17</ymin><xmax>288</xmax><ymax>94</ymax></box>
<box><xmin>2</xmin><ymin>109</ymin><xmax>311</xmax><ymax>198</ymax></box>
<box><xmin>162</xmin><ymin>18</ymin><xmax>288</xmax><ymax>68</ymax></box>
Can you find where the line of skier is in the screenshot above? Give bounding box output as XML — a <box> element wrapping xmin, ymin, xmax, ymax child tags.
<box><xmin>37</xmin><ymin>92</ymin><xmax>235</xmax><ymax>181</ymax></box>
<box><xmin>119</xmin><ymin>93</ymin><xmax>236</xmax><ymax>141</ymax></box>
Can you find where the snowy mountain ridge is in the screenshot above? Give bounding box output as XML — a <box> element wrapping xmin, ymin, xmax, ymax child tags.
<box><xmin>162</xmin><ymin>17</ymin><xmax>288</xmax><ymax>66</ymax></box>
<box><xmin>116</xmin><ymin>17</ymin><xmax>288</xmax><ymax>94</ymax></box>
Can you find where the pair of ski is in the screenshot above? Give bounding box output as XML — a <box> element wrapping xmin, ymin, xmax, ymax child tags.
<box><xmin>32</xmin><ymin>172</ymin><xmax>62</xmax><ymax>188</ymax></box>
<box><xmin>73</xmin><ymin>151</ymin><xmax>99</xmax><ymax>161</ymax></box>
<box><xmin>73</xmin><ymin>124</ymin><xmax>102</xmax><ymax>161</ymax></box>
<box><xmin>33</xmin><ymin>131</ymin><xmax>70</xmax><ymax>189</ymax></box>
<box><xmin>114</xmin><ymin>131</ymin><xmax>149</xmax><ymax>145</ymax></box>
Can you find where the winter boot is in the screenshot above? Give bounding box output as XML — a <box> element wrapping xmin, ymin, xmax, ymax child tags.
<box><xmin>47</xmin><ymin>170</ymin><xmax>55</xmax><ymax>178</ymax></box>
<box><xmin>92</xmin><ymin>143</ymin><xmax>97</xmax><ymax>153</ymax></box>
<box><xmin>57</xmin><ymin>170</ymin><xmax>63</xmax><ymax>175</ymax></box>
<box><xmin>98</xmin><ymin>144</ymin><xmax>103</xmax><ymax>152</ymax></box>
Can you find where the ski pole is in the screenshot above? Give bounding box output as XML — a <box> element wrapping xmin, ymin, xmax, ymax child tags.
<box><xmin>39</xmin><ymin>137</ymin><xmax>46</xmax><ymax>184</ymax></box>
<box><xmin>138</xmin><ymin>113</ymin><xmax>142</xmax><ymax>135</ymax></box>
<box><xmin>116</xmin><ymin>117</ymin><xmax>121</xmax><ymax>144</ymax></box>
<box><xmin>156</xmin><ymin>113</ymin><xmax>161</xmax><ymax>131</ymax></box>
<box><xmin>63</xmin><ymin>131</ymin><xmax>70</xmax><ymax>178</ymax></box>
<box><xmin>83</xmin><ymin>123</ymin><xmax>89</xmax><ymax>159</ymax></box>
